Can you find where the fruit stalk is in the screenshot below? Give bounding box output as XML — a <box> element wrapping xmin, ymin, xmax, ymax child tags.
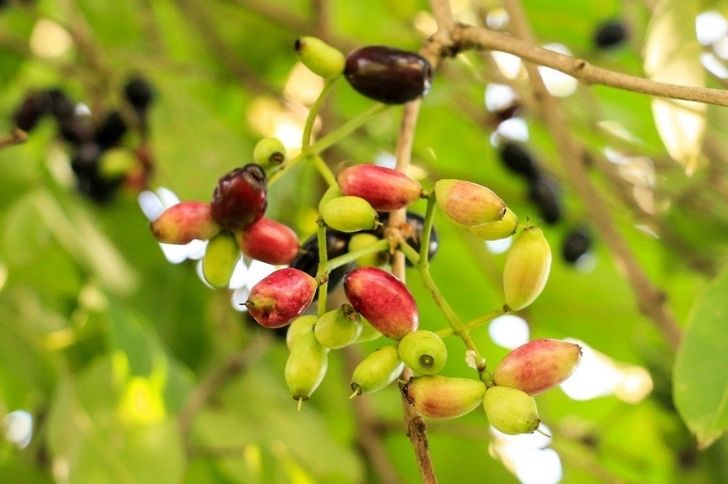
<box><xmin>315</xmin><ymin>220</ymin><xmax>329</xmax><ymax>317</ymax></box>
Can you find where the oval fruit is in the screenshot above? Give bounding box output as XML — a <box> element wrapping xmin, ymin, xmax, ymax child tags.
<box><xmin>320</xmin><ymin>196</ymin><xmax>378</xmax><ymax>233</ymax></box>
<box><xmin>314</xmin><ymin>304</ymin><xmax>363</xmax><ymax>349</ymax></box>
<box><xmin>286</xmin><ymin>315</ymin><xmax>318</xmax><ymax>350</ymax></box>
<box><xmin>245</xmin><ymin>268</ymin><xmax>318</xmax><ymax>328</ymax></box>
<box><xmin>434</xmin><ymin>179</ymin><xmax>506</xmax><ymax>227</ymax></box>
<box><xmin>211</xmin><ymin>164</ymin><xmax>267</xmax><ymax>231</ymax></box>
<box><xmin>483</xmin><ymin>386</ymin><xmax>540</xmax><ymax>435</ymax></box>
<box><xmin>150</xmin><ymin>201</ymin><xmax>220</xmax><ymax>244</ymax></box>
<box><xmin>503</xmin><ymin>227</ymin><xmax>552</xmax><ymax>311</ymax></box>
<box><xmin>202</xmin><ymin>231</ymin><xmax>240</xmax><ymax>288</ymax></box>
<box><xmin>404</xmin><ymin>376</ymin><xmax>486</xmax><ymax>419</ymax></box>
<box><xmin>285</xmin><ymin>331</ymin><xmax>329</xmax><ymax>403</ymax></box>
<box><xmin>337</xmin><ymin>164</ymin><xmax>422</xmax><ymax>211</ymax></box>
<box><xmin>295</xmin><ymin>36</ymin><xmax>346</xmax><ymax>79</ymax></box>
<box><xmin>351</xmin><ymin>346</ymin><xmax>404</xmax><ymax>397</ymax></box>
<box><xmin>398</xmin><ymin>330</ymin><xmax>447</xmax><ymax>376</ymax></box>
<box><xmin>238</xmin><ymin>217</ymin><xmax>299</xmax><ymax>265</ymax></box>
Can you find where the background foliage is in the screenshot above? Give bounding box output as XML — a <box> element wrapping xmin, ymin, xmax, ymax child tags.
<box><xmin>1</xmin><ymin>0</ymin><xmax>728</xmax><ymax>482</ymax></box>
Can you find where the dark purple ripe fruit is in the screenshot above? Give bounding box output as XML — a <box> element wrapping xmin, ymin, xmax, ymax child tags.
<box><xmin>528</xmin><ymin>175</ymin><xmax>562</xmax><ymax>225</ymax></box>
<box><xmin>498</xmin><ymin>142</ymin><xmax>541</xmax><ymax>181</ymax></box>
<box><xmin>13</xmin><ymin>91</ymin><xmax>50</xmax><ymax>131</ymax></box>
<box><xmin>124</xmin><ymin>76</ymin><xmax>155</xmax><ymax>112</ymax></box>
<box><xmin>290</xmin><ymin>231</ymin><xmax>353</xmax><ymax>299</ymax></box>
<box><xmin>562</xmin><ymin>227</ymin><xmax>592</xmax><ymax>264</ymax></box>
<box><xmin>95</xmin><ymin>111</ymin><xmax>128</xmax><ymax>149</ymax></box>
<box><xmin>46</xmin><ymin>88</ymin><xmax>75</xmax><ymax>122</ymax></box>
<box><xmin>211</xmin><ymin>164</ymin><xmax>267</xmax><ymax>231</ymax></box>
<box><xmin>344</xmin><ymin>46</ymin><xmax>432</xmax><ymax>104</ymax></box>
<box><xmin>344</xmin><ymin>267</ymin><xmax>418</xmax><ymax>340</ymax></box>
<box><xmin>593</xmin><ymin>20</ymin><xmax>628</xmax><ymax>50</ymax></box>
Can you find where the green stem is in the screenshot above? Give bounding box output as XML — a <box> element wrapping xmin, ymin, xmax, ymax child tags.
<box><xmin>311</xmin><ymin>154</ymin><xmax>337</xmax><ymax>187</ymax></box>
<box><xmin>417</xmin><ymin>193</ymin><xmax>437</xmax><ymax>265</ymax></box>
<box><xmin>436</xmin><ymin>306</ymin><xmax>509</xmax><ymax>338</ymax></box>
<box><xmin>315</xmin><ymin>221</ymin><xmax>329</xmax><ymax>317</ymax></box>
<box><xmin>302</xmin><ymin>78</ymin><xmax>336</xmax><ymax>149</ymax></box>
<box><xmin>324</xmin><ymin>239</ymin><xmax>389</xmax><ymax>271</ymax></box>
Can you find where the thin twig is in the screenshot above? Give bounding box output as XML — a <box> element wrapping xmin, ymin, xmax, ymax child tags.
<box><xmin>501</xmin><ymin>0</ymin><xmax>681</xmax><ymax>350</ymax></box>
<box><xmin>0</xmin><ymin>128</ymin><xmax>28</xmax><ymax>150</ymax></box>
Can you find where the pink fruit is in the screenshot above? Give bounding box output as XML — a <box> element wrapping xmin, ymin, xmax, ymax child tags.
<box><xmin>338</xmin><ymin>164</ymin><xmax>422</xmax><ymax>211</ymax></box>
<box><xmin>343</xmin><ymin>267</ymin><xmax>418</xmax><ymax>339</ymax></box>
<box><xmin>493</xmin><ymin>339</ymin><xmax>582</xmax><ymax>395</ymax></box>
<box><xmin>245</xmin><ymin>268</ymin><xmax>318</xmax><ymax>328</ymax></box>
<box><xmin>150</xmin><ymin>201</ymin><xmax>220</xmax><ymax>244</ymax></box>
<box><xmin>239</xmin><ymin>217</ymin><xmax>300</xmax><ymax>265</ymax></box>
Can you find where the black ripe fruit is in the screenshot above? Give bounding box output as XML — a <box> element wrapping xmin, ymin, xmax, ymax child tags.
<box><xmin>562</xmin><ymin>227</ymin><xmax>592</xmax><ymax>264</ymax></box>
<box><xmin>498</xmin><ymin>142</ymin><xmax>541</xmax><ymax>180</ymax></box>
<box><xmin>95</xmin><ymin>111</ymin><xmax>128</xmax><ymax>149</ymax></box>
<box><xmin>344</xmin><ymin>46</ymin><xmax>432</xmax><ymax>104</ymax></box>
<box><xmin>593</xmin><ymin>20</ymin><xmax>628</xmax><ymax>50</ymax></box>
<box><xmin>46</xmin><ymin>88</ymin><xmax>75</xmax><ymax>122</ymax></box>
<box><xmin>528</xmin><ymin>176</ymin><xmax>562</xmax><ymax>225</ymax></box>
<box><xmin>290</xmin><ymin>231</ymin><xmax>353</xmax><ymax>299</ymax></box>
<box><xmin>124</xmin><ymin>76</ymin><xmax>155</xmax><ymax>111</ymax></box>
<box><xmin>13</xmin><ymin>92</ymin><xmax>50</xmax><ymax>131</ymax></box>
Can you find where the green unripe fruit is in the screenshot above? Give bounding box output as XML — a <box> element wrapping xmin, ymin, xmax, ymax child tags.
<box><xmin>294</xmin><ymin>36</ymin><xmax>345</xmax><ymax>79</ymax></box>
<box><xmin>286</xmin><ymin>315</ymin><xmax>318</xmax><ymax>350</ymax></box>
<box><xmin>348</xmin><ymin>233</ymin><xmax>387</xmax><ymax>267</ymax></box>
<box><xmin>320</xmin><ymin>196</ymin><xmax>378</xmax><ymax>233</ymax></box>
<box><xmin>350</xmin><ymin>346</ymin><xmax>404</xmax><ymax>397</ymax></box>
<box><xmin>314</xmin><ymin>304</ymin><xmax>363</xmax><ymax>349</ymax></box>
<box><xmin>503</xmin><ymin>227</ymin><xmax>552</xmax><ymax>310</ymax></box>
<box><xmin>462</xmin><ymin>208</ymin><xmax>518</xmax><ymax>240</ymax></box>
<box><xmin>356</xmin><ymin>317</ymin><xmax>383</xmax><ymax>343</ymax></box>
<box><xmin>404</xmin><ymin>376</ymin><xmax>486</xmax><ymax>419</ymax></box>
<box><xmin>253</xmin><ymin>137</ymin><xmax>286</xmax><ymax>168</ymax></box>
<box><xmin>285</xmin><ymin>331</ymin><xmax>329</xmax><ymax>403</ymax></box>
<box><xmin>318</xmin><ymin>185</ymin><xmax>343</xmax><ymax>213</ymax></box>
<box><xmin>202</xmin><ymin>231</ymin><xmax>240</xmax><ymax>288</ymax></box>
<box><xmin>483</xmin><ymin>386</ymin><xmax>540</xmax><ymax>435</ymax></box>
<box><xmin>398</xmin><ymin>330</ymin><xmax>447</xmax><ymax>376</ymax></box>
<box><xmin>434</xmin><ymin>179</ymin><xmax>506</xmax><ymax>226</ymax></box>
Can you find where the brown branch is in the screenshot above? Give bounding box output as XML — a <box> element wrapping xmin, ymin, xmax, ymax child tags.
<box><xmin>0</xmin><ymin>128</ymin><xmax>28</xmax><ymax>150</ymax></box>
<box><xmin>500</xmin><ymin>0</ymin><xmax>681</xmax><ymax>350</ymax></box>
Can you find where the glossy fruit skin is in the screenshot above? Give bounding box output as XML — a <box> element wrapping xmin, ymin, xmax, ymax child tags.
<box><xmin>348</xmin><ymin>233</ymin><xmax>387</xmax><ymax>267</ymax></box>
<box><xmin>318</xmin><ymin>185</ymin><xmax>344</xmax><ymax>213</ymax></box>
<box><xmin>337</xmin><ymin>164</ymin><xmax>422</xmax><ymax>211</ymax></box>
<box><xmin>483</xmin><ymin>386</ymin><xmax>540</xmax><ymax>435</ymax></box>
<box><xmin>398</xmin><ymin>330</ymin><xmax>447</xmax><ymax>376</ymax></box>
<box><xmin>461</xmin><ymin>207</ymin><xmax>518</xmax><ymax>240</ymax></box>
<box><xmin>124</xmin><ymin>76</ymin><xmax>155</xmax><ymax>112</ymax></box>
<box><xmin>435</xmin><ymin>179</ymin><xmax>506</xmax><ymax>227</ymax></box>
<box><xmin>286</xmin><ymin>315</ymin><xmax>318</xmax><ymax>350</ymax></box>
<box><xmin>245</xmin><ymin>268</ymin><xmax>318</xmax><ymax>328</ymax></box>
<box><xmin>290</xmin><ymin>231</ymin><xmax>352</xmax><ymax>300</ymax></box>
<box><xmin>150</xmin><ymin>201</ymin><xmax>221</xmax><ymax>244</ymax></box>
<box><xmin>320</xmin><ymin>196</ymin><xmax>378</xmax><ymax>233</ymax></box>
<box><xmin>253</xmin><ymin>137</ymin><xmax>286</xmax><ymax>167</ymax></box>
<box><xmin>404</xmin><ymin>376</ymin><xmax>486</xmax><ymax>419</ymax></box>
<box><xmin>503</xmin><ymin>227</ymin><xmax>552</xmax><ymax>311</ymax></box>
<box><xmin>211</xmin><ymin>164</ymin><xmax>267</xmax><ymax>231</ymax></box>
<box><xmin>238</xmin><ymin>217</ymin><xmax>299</xmax><ymax>265</ymax></box>
<box><xmin>285</xmin><ymin>331</ymin><xmax>329</xmax><ymax>401</ymax></box>
<box><xmin>344</xmin><ymin>46</ymin><xmax>432</xmax><ymax>104</ymax></box>
<box><xmin>528</xmin><ymin>176</ymin><xmax>562</xmax><ymax>225</ymax></box>
<box><xmin>351</xmin><ymin>346</ymin><xmax>403</xmax><ymax>396</ymax></box>
<box><xmin>377</xmin><ymin>211</ymin><xmax>439</xmax><ymax>264</ymax></box>
<box><xmin>493</xmin><ymin>339</ymin><xmax>582</xmax><ymax>395</ymax></box>
<box><xmin>562</xmin><ymin>227</ymin><xmax>592</xmax><ymax>264</ymax></box>
<box><xmin>314</xmin><ymin>304</ymin><xmax>363</xmax><ymax>349</ymax></box>
<box><xmin>344</xmin><ymin>267</ymin><xmax>418</xmax><ymax>340</ymax></box>
<box><xmin>498</xmin><ymin>142</ymin><xmax>541</xmax><ymax>180</ymax></box>
<box><xmin>295</xmin><ymin>36</ymin><xmax>346</xmax><ymax>79</ymax></box>
<box><xmin>202</xmin><ymin>231</ymin><xmax>240</xmax><ymax>289</ymax></box>
<box><xmin>593</xmin><ymin>20</ymin><xmax>628</xmax><ymax>49</ymax></box>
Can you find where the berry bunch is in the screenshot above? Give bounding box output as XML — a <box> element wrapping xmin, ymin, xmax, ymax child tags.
<box><xmin>11</xmin><ymin>77</ymin><xmax>156</xmax><ymax>203</ymax></box>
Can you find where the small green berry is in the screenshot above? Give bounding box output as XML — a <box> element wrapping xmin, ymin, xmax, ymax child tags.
<box><xmin>320</xmin><ymin>196</ymin><xmax>378</xmax><ymax>233</ymax></box>
<box><xmin>253</xmin><ymin>137</ymin><xmax>286</xmax><ymax>168</ymax></box>
<box><xmin>503</xmin><ymin>227</ymin><xmax>552</xmax><ymax>310</ymax></box>
<box><xmin>483</xmin><ymin>386</ymin><xmax>540</xmax><ymax>435</ymax></box>
<box><xmin>398</xmin><ymin>330</ymin><xmax>447</xmax><ymax>376</ymax></box>
<box><xmin>285</xmin><ymin>331</ymin><xmax>329</xmax><ymax>405</ymax></box>
<box><xmin>404</xmin><ymin>376</ymin><xmax>486</xmax><ymax>419</ymax></box>
<box><xmin>294</xmin><ymin>36</ymin><xmax>345</xmax><ymax>79</ymax></box>
<box><xmin>314</xmin><ymin>304</ymin><xmax>363</xmax><ymax>349</ymax></box>
<box><xmin>202</xmin><ymin>231</ymin><xmax>240</xmax><ymax>289</ymax></box>
<box><xmin>350</xmin><ymin>346</ymin><xmax>404</xmax><ymax>397</ymax></box>
<box><xmin>286</xmin><ymin>314</ymin><xmax>318</xmax><ymax>350</ymax></box>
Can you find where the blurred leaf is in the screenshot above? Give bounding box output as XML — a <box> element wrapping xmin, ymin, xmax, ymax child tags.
<box><xmin>674</xmin><ymin>267</ymin><xmax>728</xmax><ymax>449</ymax></box>
<box><xmin>644</xmin><ymin>0</ymin><xmax>705</xmax><ymax>173</ymax></box>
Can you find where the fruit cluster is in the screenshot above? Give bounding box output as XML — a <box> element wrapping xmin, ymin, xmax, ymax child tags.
<box><xmin>11</xmin><ymin>77</ymin><xmax>155</xmax><ymax>203</ymax></box>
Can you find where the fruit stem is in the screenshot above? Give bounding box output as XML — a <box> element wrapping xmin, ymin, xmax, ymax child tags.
<box><xmin>315</xmin><ymin>220</ymin><xmax>329</xmax><ymax>317</ymax></box>
<box><xmin>310</xmin><ymin>154</ymin><xmax>337</xmax><ymax>187</ymax></box>
<box><xmin>417</xmin><ymin>192</ymin><xmax>437</xmax><ymax>267</ymax></box>
<box><xmin>302</xmin><ymin>78</ymin><xmax>337</xmax><ymax>150</ymax></box>
<box><xmin>324</xmin><ymin>238</ymin><xmax>390</xmax><ymax>271</ymax></box>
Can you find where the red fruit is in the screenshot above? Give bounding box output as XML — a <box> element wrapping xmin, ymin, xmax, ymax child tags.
<box><xmin>239</xmin><ymin>217</ymin><xmax>300</xmax><ymax>265</ymax></box>
<box><xmin>337</xmin><ymin>164</ymin><xmax>422</xmax><ymax>211</ymax></box>
<box><xmin>344</xmin><ymin>267</ymin><xmax>418</xmax><ymax>339</ymax></box>
<box><xmin>211</xmin><ymin>164</ymin><xmax>267</xmax><ymax>230</ymax></box>
<box><xmin>150</xmin><ymin>201</ymin><xmax>220</xmax><ymax>244</ymax></box>
<box><xmin>245</xmin><ymin>268</ymin><xmax>318</xmax><ymax>328</ymax></box>
<box><xmin>493</xmin><ymin>339</ymin><xmax>582</xmax><ymax>395</ymax></box>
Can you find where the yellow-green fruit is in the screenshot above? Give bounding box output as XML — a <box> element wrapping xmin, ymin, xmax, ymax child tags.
<box><xmin>398</xmin><ymin>330</ymin><xmax>447</xmax><ymax>376</ymax></box>
<box><xmin>483</xmin><ymin>386</ymin><xmax>540</xmax><ymax>435</ymax></box>
<box><xmin>503</xmin><ymin>227</ymin><xmax>552</xmax><ymax>310</ymax></box>
<box><xmin>351</xmin><ymin>346</ymin><xmax>404</xmax><ymax>396</ymax></box>
<box><xmin>314</xmin><ymin>304</ymin><xmax>363</xmax><ymax>349</ymax></box>
<box><xmin>318</xmin><ymin>185</ymin><xmax>343</xmax><ymax>213</ymax></box>
<box><xmin>348</xmin><ymin>233</ymin><xmax>387</xmax><ymax>267</ymax></box>
<box><xmin>294</xmin><ymin>36</ymin><xmax>345</xmax><ymax>79</ymax></box>
<box><xmin>356</xmin><ymin>317</ymin><xmax>383</xmax><ymax>343</ymax></box>
<box><xmin>202</xmin><ymin>231</ymin><xmax>240</xmax><ymax>288</ymax></box>
<box><xmin>320</xmin><ymin>196</ymin><xmax>378</xmax><ymax>233</ymax></box>
<box><xmin>434</xmin><ymin>179</ymin><xmax>506</xmax><ymax>226</ymax></box>
<box><xmin>404</xmin><ymin>376</ymin><xmax>486</xmax><ymax>419</ymax></box>
<box><xmin>286</xmin><ymin>315</ymin><xmax>317</xmax><ymax>350</ymax></box>
<box><xmin>285</xmin><ymin>331</ymin><xmax>329</xmax><ymax>402</ymax></box>
<box><xmin>253</xmin><ymin>137</ymin><xmax>286</xmax><ymax>168</ymax></box>
<box><xmin>462</xmin><ymin>208</ymin><xmax>518</xmax><ymax>240</ymax></box>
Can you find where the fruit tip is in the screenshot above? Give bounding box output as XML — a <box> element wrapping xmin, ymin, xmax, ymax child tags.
<box><xmin>349</xmin><ymin>387</ymin><xmax>361</xmax><ymax>399</ymax></box>
<box><xmin>296</xmin><ymin>397</ymin><xmax>303</xmax><ymax>412</ymax></box>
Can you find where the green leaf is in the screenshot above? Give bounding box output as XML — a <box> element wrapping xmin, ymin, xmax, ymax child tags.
<box><xmin>674</xmin><ymin>268</ymin><xmax>728</xmax><ymax>449</ymax></box>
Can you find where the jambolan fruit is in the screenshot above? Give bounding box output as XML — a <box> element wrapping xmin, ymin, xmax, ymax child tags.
<box><xmin>503</xmin><ymin>227</ymin><xmax>552</xmax><ymax>311</ymax></box>
<box><xmin>337</xmin><ymin>164</ymin><xmax>422</xmax><ymax>211</ymax></box>
<box><xmin>493</xmin><ymin>339</ymin><xmax>582</xmax><ymax>395</ymax></box>
<box><xmin>245</xmin><ymin>268</ymin><xmax>318</xmax><ymax>328</ymax></box>
<box><xmin>210</xmin><ymin>164</ymin><xmax>267</xmax><ymax>231</ymax></box>
<box><xmin>404</xmin><ymin>376</ymin><xmax>486</xmax><ymax>419</ymax></box>
<box><xmin>350</xmin><ymin>346</ymin><xmax>404</xmax><ymax>397</ymax></box>
<box><xmin>434</xmin><ymin>179</ymin><xmax>507</xmax><ymax>227</ymax></box>
<box><xmin>285</xmin><ymin>331</ymin><xmax>329</xmax><ymax>404</ymax></box>
<box><xmin>150</xmin><ymin>201</ymin><xmax>220</xmax><ymax>244</ymax></box>
<box><xmin>238</xmin><ymin>217</ymin><xmax>300</xmax><ymax>265</ymax></box>
<box><xmin>483</xmin><ymin>386</ymin><xmax>540</xmax><ymax>435</ymax></box>
<box><xmin>344</xmin><ymin>267</ymin><xmax>418</xmax><ymax>340</ymax></box>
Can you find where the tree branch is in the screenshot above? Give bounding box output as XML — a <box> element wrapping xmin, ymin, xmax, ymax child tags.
<box><xmin>0</xmin><ymin>128</ymin><xmax>28</xmax><ymax>150</ymax></box>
